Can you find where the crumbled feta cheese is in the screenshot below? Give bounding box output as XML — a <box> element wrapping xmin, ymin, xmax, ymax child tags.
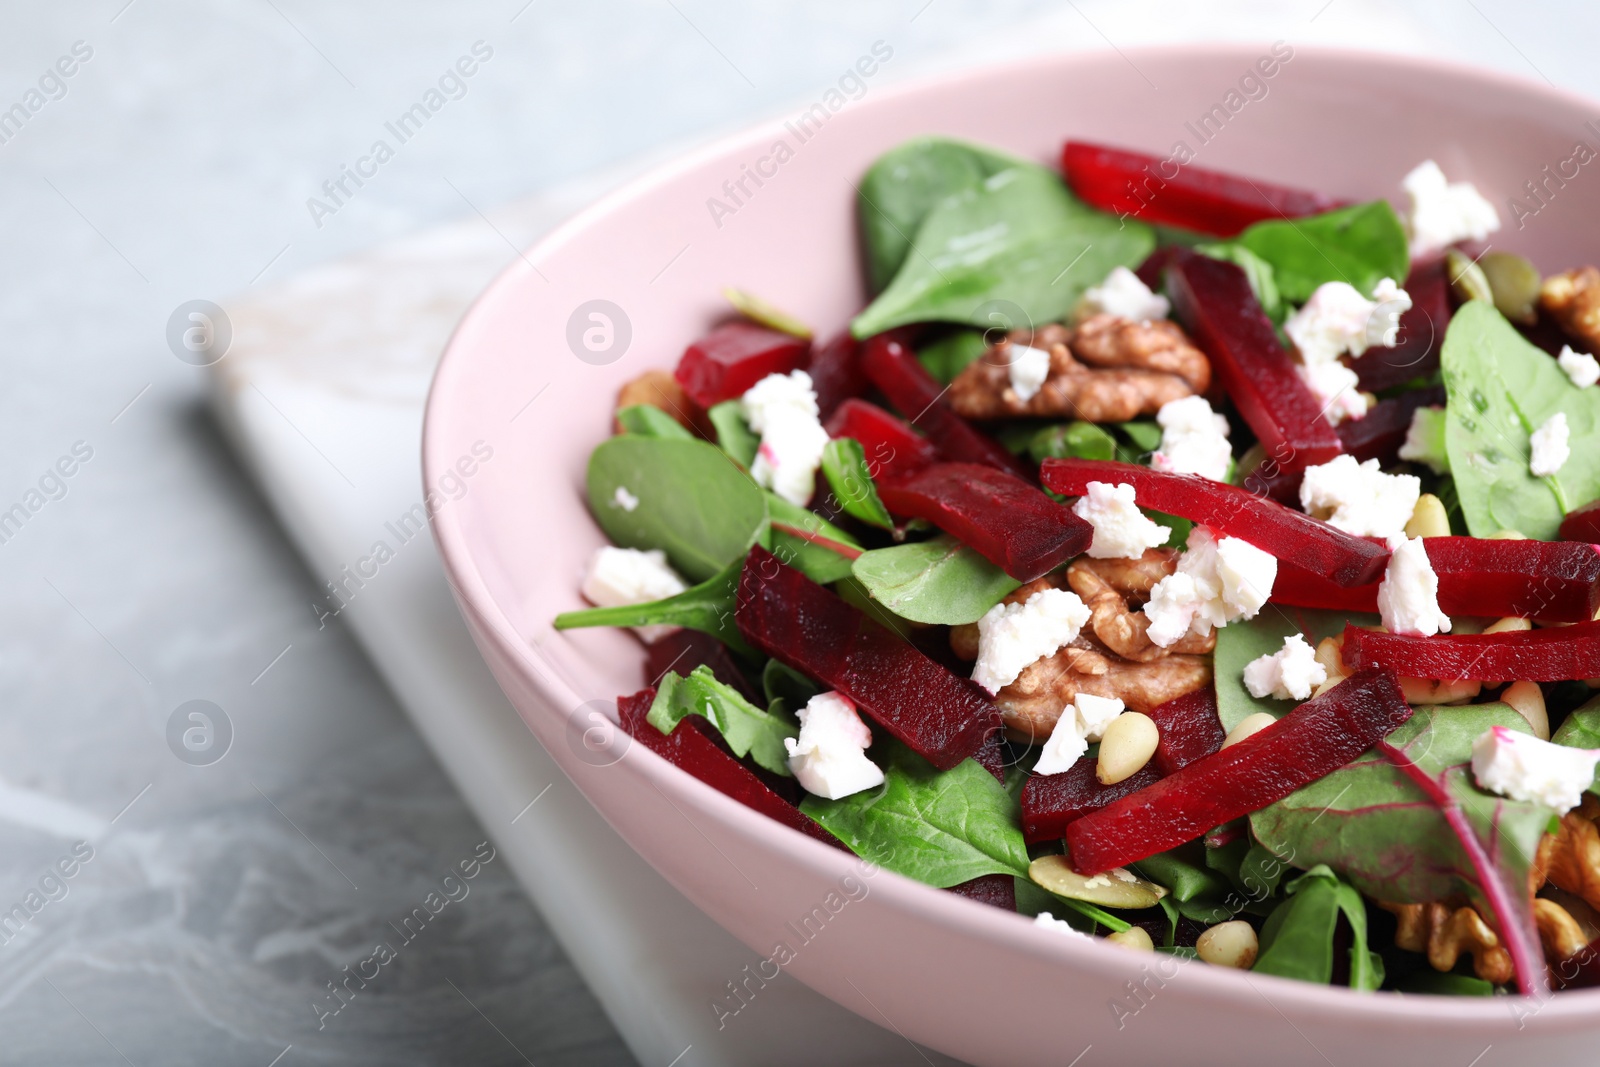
<box><xmin>1377</xmin><ymin>535</ymin><xmax>1450</xmax><ymax>637</ymax></box>
<box><xmin>741</xmin><ymin>370</ymin><xmax>828</xmax><ymax>505</ymax></box>
<box><xmin>613</xmin><ymin>485</ymin><xmax>640</xmax><ymax>511</ymax></box>
<box><xmin>1035</xmin><ymin>691</ymin><xmax>1132</xmax><ymax>775</ymax></box>
<box><xmin>1243</xmin><ymin>634</ymin><xmax>1328</xmax><ymax>701</ymax></box>
<box><xmin>1299</xmin><ymin>358</ymin><xmax>1370</xmax><ymax>425</ymax></box>
<box><xmin>1034</xmin><ymin>911</ymin><xmax>1085</xmax><ymax>938</ymax></box>
<box><xmin>1071</xmin><ymin>481</ymin><xmax>1171</xmax><ymax>560</ymax></box>
<box><xmin>1286</xmin><ymin>278</ymin><xmax>1414</xmax><ymax>365</ymax></box>
<box><xmin>784</xmin><ymin>691</ymin><xmax>885</xmax><ymax>800</ymax></box>
<box><xmin>1559</xmin><ymin>345</ymin><xmax>1600</xmax><ymax>389</ymax></box>
<box><xmin>1073</xmin><ymin>693</ymin><xmax>1126</xmax><ymax>742</ymax></box>
<box><xmin>1401</xmin><ymin>160</ymin><xmax>1501</xmax><ymax>256</ymax></box>
<box><xmin>1076</xmin><ymin>265</ymin><xmax>1171</xmax><ymax>322</ymax></box>
<box><xmin>1398</xmin><ymin>406</ymin><xmax>1450</xmax><ymax>474</ymax></box>
<box><xmin>1007</xmin><ymin>344</ymin><xmax>1051</xmax><ymax>403</ymax></box>
<box><xmin>972</xmin><ymin>588</ymin><xmax>1091</xmax><ymax>694</ymax></box>
<box><xmin>1530</xmin><ymin>412</ymin><xmax>1571</xmax><ymax>478</ymax></box>
<box><xmin>1299</xmin><ymin>454</ymin><xmax>1421</xmax><ymax>541</ymax></box>
<box><xmin>1471</xmin><ymin>726</ymin><xmax>1600</xmax><ymax>814</ymax></box>
<box><xmin>1142</xmin><ymin>526</ymin><xmax>1278</xmax><ymax>647</ymax></box>
<box><xmin>1151</xmin><ymin>395</ymin><xmax>1233</xmax><ymax>482</ymax></box>
<box><xmin>580</xmin><ymin>546</ymin><xmax>688</xmax><ymax>643</ymax></box>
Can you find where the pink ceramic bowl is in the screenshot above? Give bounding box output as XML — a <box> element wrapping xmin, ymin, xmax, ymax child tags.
<box><xmin>425</xmin><ymin>45</ymin><xmax>1600</xmax><ymax>1065</ymax></box>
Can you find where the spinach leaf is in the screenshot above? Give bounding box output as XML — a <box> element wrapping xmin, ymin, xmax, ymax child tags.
<box><xmin>587</xmin><ymin>436</ymin><xmax>767</xmax><ymax>582</ymax></box>
<box><xmin>1196</xmin><ymin>241</ymin><xmax>1284</xmax><ymax>324</ymax></box>
<box><xmin>1253</xmin><ymin>865</ymin><xmax>1383</xmax><ymax>990</ymax></box>
<box><xmin>1441</xmin><ymin>301</ymin><xmax>1600</xmax><ymax>537</ymax></box>
<box><xmin>852</xmin><ymin>164</ymin><xmax>1156</xmax><ymax>338</ymax></box>
<box><xmin>850</xmin><ymin>534</ymin><xmax>1021</xmax><ymax>625</ymax></box>
<box><xmin>762</xmin><ymin>658</ymin><xmax>820</xmax><ymax>711</ymax></box>
<box><xmin>1027</xmin><ymin>421</ymin><xmax>1117</xmax><ymax>464</ymax></box>
<box><xmin>1402</xmin><ymin>405</ymin><xmax>1450</xmax><ymax>473</ymax></box>
<box><xmin>1551</xmin><ymin>693</ymin><xmax>1600</xmax><ymax>794</ymax></box>
<box><xmin>707</xmin><ymin>400</ymin><xmax>759</xmax><ymax>468</ymax></box>
<box><xmin>856</xmin><ymin>137</ymin><xmax>1025</xmax><ymax>293</ymax></box>
<box><xmin>1237</xmin><ymin>201</ymin><xmax>1409</xmax><ymax>305</ymax></box>
<box><xmin>802</xmin><ymin>740</ymin><xmax>1030</xmax><ymax>888</ymax></box>
<box><xmin>766</xmin><ymin>494</ymin><xmax>860</xmax><ymax>584</ymax></box>
<box><xmin>617</xmin><ymin>403</ymin><xmax>693</xmax><ymax>439</ymax></box>
<box><xmin>1133</xmin><ymin>844</ymin><xmax>1236</xmax><ymax>924</ymax></box>
<box><xmin>647</xmin><ymin>665</ymin><xmax>796</xmax><ymax>775</ymax></box>
<box><xmin>1212</xmin><ymin>607</ymin><xmax>1372</xmax><ymax>732</ymax></box>
<box><xmin>1397</xmin><ymin>971</ymin><xmax>1495</xmax><ymax>996</ymax></box>
<box><xmin>1116</xmin><ymin>420</ymin><xmax>1164</xmax><ymax>454</ymax></box>
<box><xmin>917</xmin><ymin>328</ymin><xmax>989</xmax><ymax>383</ymax></box>
<box><xmin>553</xmin><ymin>558</ymin><xmax>753</xmax><ymax>656</ymax></box>
<box><xmin>821</xmin><ymin>438</ymin><xmax>894</xmax><ymax>530</ymax></box>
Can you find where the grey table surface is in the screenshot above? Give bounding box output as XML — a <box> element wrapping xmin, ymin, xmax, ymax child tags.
<box><xmin>2</xmin><ymin>1</ymin><xmax>1597</xmax><ymax>1064</ymax></box>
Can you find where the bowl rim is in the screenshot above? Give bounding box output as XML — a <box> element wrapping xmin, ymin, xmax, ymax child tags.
<box><xmin>424</xmin><ymin>41</ymin><xmax>1600</xmax><ymax>1027</ymax></box>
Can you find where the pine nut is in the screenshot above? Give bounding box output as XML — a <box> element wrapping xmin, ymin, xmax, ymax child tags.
<box><xmin>1502</xmin><ymin>680</ymin><xmax>1550</xmax><ymax>740</ymax></box>
<box><xmin>1486</xmin><ymin>529</ymin><xmax>1528</xmax><ymax>540</ymax></box>
<box><xmin>1096</xmin><ymin>712</ymin><xmax>1159</xmax><ymax>785</ymax></box>
<box><xmin>1222</xmin><ymin>712</ymin><xmax>1277</xmax><ymax>749</ymax></box>
<box><xmin>1405</xmin><ymin>493</ymin><xmax>1450</xmax><ymax>539</ymax></box>
<box><xmin>1401</xmin><ymin>676</ymin><xmax>1482</xmax><ymax>705</ymax></box>
<box><xmin>1312</xmin><ymin>637</ymin><xmax>1348</xmax><ymax>697</ymax></box>
<box><xmin>1108</xmin><ymin>926</ymin><xmax>1155</xmax><ymax>951</ymax></box>
<box><xmin>1196</xmin><ymin>920</ymin><xmax>1259</xmax><ymax>969</ymax></box>
<box><xmin>1483</xmin><ymin>616</ymin><xmax>1532</xmax><ymax>634</ymax></box>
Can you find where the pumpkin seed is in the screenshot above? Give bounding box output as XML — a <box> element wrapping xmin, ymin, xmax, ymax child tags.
<box><xmin>1028</xmin><ymin>854</ymin><xmax>1167</xmax><ymax>909</ymax></box>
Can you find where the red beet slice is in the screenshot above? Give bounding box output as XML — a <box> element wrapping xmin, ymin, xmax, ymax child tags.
<box><xmin>1342</xmin><ymin>620</ymin><xmax>1600</xmax><ymax>682</ymax></box>
<box><xmin>1040</xmin><ymin>458</ymin><xmax>1388</xmax><ymax>586</ymax></box>
<box><xmin>824</xmin><ymin>398</ymin><xmax>939</xmax><ymax>481</ymax></box>
<box><xmin>1166</xmin><ymin>250</ymin><xmax>1342</xmax><ymax>471</ymax></box>
<box><xmin>1273</xmin><ymin>537</ymin><xmax>1600</xmax><ymax>623</ymax></box>
<box><xmin>948</xmin><ymin>874</ymin><xmax>1017</xmax><ymax>911</ymax></box>
<box><xmin>877</xmin><ymin>462</ymin><xmax>1093</xmax><ymax>582</ymax></box>
<box><xmin>674</xmin><ymin>321</ymin><xmax>810</xmax><ymax>409</ymax></box>
<box><xmin>859</xmin><ymin>331</ymin><xmax>1029</xmax><ymax>477</ymax></box>
<box><xmin>1021</xmin><ymin>688</ymin><xmax>1224</xmax><ymax>843</ymax></box>
<box><xmin>806</xmin><ymin>330</ymin><xmax>866</xmax><ymax>421</ymax></box>
<box><xmin>735</xmin><ymin>547</ymin><xmax>1000</xmax><ymax>769</ymax></box>
<box><xmin>617</xmin><ymin>687</ymin><xmax>843</xmax><ymax>849</ymax></box>
<box><xmin>1061</xmin><ymin>141</ymin><xmax>1342</xmax><ymax>237</ymax></box>
<box><xmin>644</xmin><ymin>629</ymin><xmax>759</xmax><ymax>702</ymax></box>
<box><xmin>1349</xmin><ymin>259</ymin><xmax>1451</xmax><ymax>392</ymax></box>
<box><xmin>1065</xmin><ymin>667</ymin><xmax>1411</xmax><ymax>875</ymax></box>
<box><xmin>1561</xmin><ymin>499</ymin><xmax>1600</xmax><ymax>545</ymax></box>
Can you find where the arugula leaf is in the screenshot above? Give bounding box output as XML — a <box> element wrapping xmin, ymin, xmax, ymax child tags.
<box><xmin>917</xmin><ymin>328</ymin><xmax>990</xmax><ymax>384</ymax></box>
<box><xmin>1551</xmin><ymin>693</ymin><xmax>1600</xmax><ymax>794</ymax></box>
<box><xmin>852</xmin><ymin>165</ymin><xmax>1156</xmax><ymax>338</ymax></box>
<box><xmin>1212</xmin><ymin>608</ymin><xmax>1373</xmax><ymax>732</ymax></box>
<box><xmin>850</xmin><ymin>535</ymin><xmax>1021</xmax><ymax>625</ymax></box>
<box><xmin>1441</xmin><ymin>301</ymin><xmax>1600</xmax><ymax>537</ymax></box>
<box><xmin>1253</xmin><ymin>865</ymin><xmax>1383</xmax><ymax>990</ymax></box>
<box><xmin>617</xmin><ymin>404</ymin><xmax>693</xmax><ymax>439</ymax></box>
<box><xmin>1027</xmin><ymin>421</ymin><xmax>1117</xmax><ymax>464</ymax></box>
<box><xmin>707</xmin><ymin>401</ymin><xmax>759</xmax><ymax>468</ymax></box>
<box><xmin>820</xmin><ymin>438</ymin><xmax>894</xmax><ymax>530</ymax></box>
<box><xmin>587</xmin><ymin>436</ymin><xmax>767</xmax><ymax>582</ymax></box>
<box><xmin>1196</xmin><ymin>241</ymin><xmax>1284</xmax><ymax>324</ymax></box>
<box><xmin>762</xmin><ymin>658</ymin><xmax>820</xmax><ymax>711</ymax></box>
<box><xmin>801</xmin><ymin>740</ymin><xmax>1030</xmax><ymax>888</ymax></box>
<box><xmin>1237</xmin><ymin>201</ymin><xmax>1409</xmax><ymax>305</ymax></box>
<box><xmin>766</xmin><ymin>494</ymin><xmax>860</xmax><ymax>584</ymax></box>
<box><xmin>553</xmin><ymin>558</ymin><xmax>753</xmax><ymax>656</ymax></box>
<box><xmin>647</xmin><ymin>665</ymin><xmax>796</xmax><ymax>775</ymax></box>
<box><xmin>856</xmin><ymin>137</ymin><xmax>1026</xmax><ymax>293</ymax></box>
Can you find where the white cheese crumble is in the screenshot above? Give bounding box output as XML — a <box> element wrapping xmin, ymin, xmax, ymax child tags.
<box><xmin>580</xmin><ymin>546</ymin><xmax>688</xmax><ymax>643</ymax></box>
<box><xmin>1076</xmin><ymin>265</ymin><xmax>1171</xmax><ymax>323</ymax></box>
<box><xmin>1401</xmin><ymin>159</ymin><xmax>1502</xmax><ymax>257</ymax></box>
<box><xmin>1142</xmin><ymin>526</ymin><xmax>1278</xmax><ymax>647</ymax></box>
<box><xmin>1559</xmin><ymin>345</ymin><xmax>1600</xmax><ymax>389</ymax></box>
<box><xmin>1071</xmin><ymin>481</ymin><xmax>1171</xmax><ymax>560</ymax></box>
<box><xmin>1530</xmin><ymin>412</ymin><xmax>1571</xmax><ymax>478</ymax></box>
<box><xmin>1007</xmin><ymin>344</ymin><xmax>1051</xmax><ymax>403</ymax></box>
<box><xmin>741</xmin><ymin>370</ymin><xmax>829</xmax><ymax>506</ymax></box>
<box><xmin>1151</xmin><ymin>395</ymin><xmax>1233</xmax><ymax>482</ymax></box>
<box><xmin>1034</xmin><ymin>911</ymin><xmax>1086</xmax><ymax>938</ymax></box>
<box><xmin>972</xmin><ymin>587</ymin><xmax>1091</xmax><ymax>694</ymax></box>
<box><xmin>1299</xmin><ymin>454</ymin><xmax>1422</xmax><ymax>542</ymax></box>
<box><xmin>1033</xmin><ymin>692</ymin><xmax>1131</xmax><ymax>776</ymax></box>
<box><xmin>1283</xmin><ymin>278</ymin><xmax>1411</xmax><ymax>426</ymax></box>
<box><xmin>1376</xmin><ymin>535</ymin><xmax>1450</xmax><ymax>637</ymax></box>
<box><xmin>783</xmin><ymin>691</ymin><xmax>885</xmax><ymax>800</ymax></box>
<box><xmin>1243</xmin><ymin>634</ymin><xmax>1328</xmax><ymax>701</ymax></box>
<box><xmin>1299</xmin><ymin>359</ymin><xmax>1369</xmax><ymax>426</ymax></box>
<box><xmin>1471</xmin><ymin>726</ymin><xmax>1600</xmax><ymax>814</ymax></box>
<box><xmin>1074</xmin><ymin>693</ymin><xmax>1127</xmax><ymax>743</ymax></box>
<box><xmin>613</xmin><ymin>485</ymin><xmax>640</xmax><ymax>511</ymax></box>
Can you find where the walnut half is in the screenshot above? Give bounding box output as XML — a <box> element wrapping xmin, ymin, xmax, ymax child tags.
<box><xmin>1540</xmin><ymin>266</ymin><xmax>1600</xmax><ymax>354</ymax></box>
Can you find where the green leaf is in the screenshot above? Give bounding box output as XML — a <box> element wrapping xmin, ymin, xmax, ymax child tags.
<box><xmin>616</xmin><ymin>404</ymin><xmax>693</xmax><ymax>440</ymax></box>
<box><xmin>1196</xmin><ymin>242</ymin><xmax>1284</xmax><ymax>324</ymax></box>
<box><xmin>1441</xmin><ymin>301</ymin><xmax>1600</xmax><ymax>538</ymax></box>
<box><xmin>850</xmin><ymin>535</ymin><xmax>1021</xmax><ymax>625</ymax></box>
<box><xmin>765</xmin><ymin>494</ymin><xmax>860</xmax><ymax>584</ymax></box>
<box><xmin>917</xmin><ymin>328</ymin><xmax>990</xmax><ymax>384</ymax></box>
<box><xmin>801</xmin><ymin>740</ymin><xmax>1030</xmax><ymax>888</ymax></box>
<box><xmin>1551</xmin><ymin>693</ymin><xmax>1600</xmax><ymax>794</ymax></box>
<box><xmin>1212</xmin><ymin>608</ymin><xmax>1372</xmax><ymax>733</ymax></box>
<box><xmin>820</xmin><ymin>438</ymin><xmax>894</xmax><ymax>530</ymax></box>
<box><xmin>1237</xmin><ymin>201</ymin><xmax>1409</xmax><ymax>305</ymax></box>
<box><xmin>1116</xmin><ymin>420</ymin><xmax>1164</xmax><ymax>453</ymax></box>
<box><xmin>1403</xmin><ymin>405</ymin><xmax>1450</xmax><ymax>474</ymax></box>
<box><xmin>1397</xmin><ymin>971</ymin><xmax>1495</xmax><ymax>996</ymax></box>
<box><xmin>1133</xmin><ymin>843</ymin><xmax>1236</xmax><ymax>923</ymax></box>
<box><xmin>587</xmin><ymin>436</ymin><xmax>767</xmax><ymax>582</ymax></box>
<box><xmin>856</xmin><ymin>137</ymin><xmax>1026</xmax><ymax>293</ymax></box>
<box><xmin>553</xmin><ymin>558</ymin><xmax>753</xmax><ymax>656</ymax></box>
<box><xmin>1250</xmin><ymin>705</ymin><xmax>1558</xmax><ymax>915</ymax></box>
<box><xmin>1253</xmin><ymin>865</ymin><xmax>1383</xmax><ymax>990</ymax></box>
<box><xmin>762</xmin><ymin>658</ymin><xmax>820</xmax><ymax>710</ymax></box>
<box><xmin>1027</xmin><ymin>421</ymin><xmax>1117</xmax><ymax>465</ymax></box>
<box><xmin>707</xmin><ymin>401</ymin><xmax>759</xmax><ymax>468</ymax></box>
<box><xmin>647</xmin><ymin>666</ymin><xmax>796</xmax><ymax>775</ymax></box>
<box><xmin>851</xmin><ymin>164</ymin><xmax>1156</xmax><ymax>339</ymax></box>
